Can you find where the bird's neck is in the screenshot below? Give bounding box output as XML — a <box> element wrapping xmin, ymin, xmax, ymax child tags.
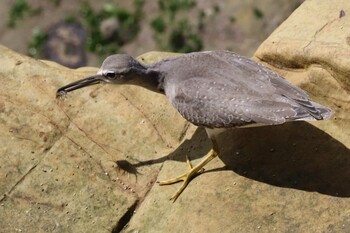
<box><xmin>129</xmin><ymin>65</ymin><xmax>165</xmax><ymax>94</ymax></box>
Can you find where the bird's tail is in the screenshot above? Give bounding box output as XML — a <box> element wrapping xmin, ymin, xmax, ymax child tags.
<box><xmin>311</xmin><ymin>101</ymin><xmax>334</xmax><ymax>120</ymax></box>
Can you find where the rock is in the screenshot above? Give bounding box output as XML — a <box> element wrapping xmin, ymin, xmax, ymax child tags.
<box><xmin>1</xmin><ymin>1</ymin><xmax>350</xmax><ymax>232</ymax></box>
<box><xmin>125</xmin><ymin>1</ymin><xmax>350</xmax><ymax>232</ymax></box>
<box><xmin>253</xmin><ymin>0</ymin><xmax>350</xmax><ymax>146</ymax></box>
<box><xmin>0</xmin><ymin>45</ymin><xmax>189</xmax><ymax>232</ymax></box>
<box><xmin>44</xmin><ymin>22</ymin><xmax>87</xmax><ymax>68</ymax></box>
<box><xmin>100</xmin><ymin>18</ymin><xmax>120</xmax><ymax>40</ymax></box>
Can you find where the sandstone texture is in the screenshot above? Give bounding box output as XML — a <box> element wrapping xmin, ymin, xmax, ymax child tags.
<box><xmin>0</xmin><ymin>46</ymin><xmax>189</xmax><ymax>232</ymax></box>
<box><xmin>1</xmin><ymin>0</ymin><xmax>350</xmax><ymax>232</ymax></box>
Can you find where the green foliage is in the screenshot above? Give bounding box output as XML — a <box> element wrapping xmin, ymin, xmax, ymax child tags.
<box><xmin>158</xmin><ymin>0</ymin><xmax>196</xmax><ymax>19</ymax></box>
<box><xmin>64</xmin><ymin>15</ymin><xmax>79</xmax><ymax>24</ymax></box>
<box><xmin>9</xmin><ymin>0</ymin><xmax>209</xmax><ymax>58</ymax></box>
<box><xmin>151</xmin><ymin>0</ymin><xmax>203</xmax><ymax>53</ymax></box>
<box><xmin>253</xmin><ymin>7</ymin><xmax>264</xmax><ymax>19</ymax></box>
<box><xmin>80</xmin><ymin>0</ymin><xmax>144</xmax><ymax>57</ymax></box>
<box><xmin>28</xmin><ymin>28</ymin><xmax>46</xmax><ymax>57</ymax></box>
<box><xmin>49</xmin><ymin>0</ymin><xmax>61</xmax><ymax>7</ymax></box>
<box><xmin>197</xmin><ymin>10</ymin><xmax>205</xmax><ymax>31</ymax></box>
<box><xmin>8</xmin><ymin>0</ymin><xmax>41</xmax><ymax>28</ymax></box>
<box><xmin>229</xmin><ymin>16</ymin><xmax>236</xmax><ymax>24</ymax></box>
<box><xmin>213</xmin><ymin>3</ymin><xmax>220</xmax><ymax>14</ymax></box>
<box><xmin>151</xmin><ymin>16</ymin><xmax>166</xmax><ymax>33</ymax></box>
<box><xmin>169</xmin><ymin>19</ymin><xmax>202</xmax><ymax>52</ymax></box>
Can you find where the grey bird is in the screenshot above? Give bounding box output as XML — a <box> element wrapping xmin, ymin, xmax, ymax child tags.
<box><xmin>56</xmin><ymin>51</ymin><xmax>334</xmax><ymax>201</ymax></box>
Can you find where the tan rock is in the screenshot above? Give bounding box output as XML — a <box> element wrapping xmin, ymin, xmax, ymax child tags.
<box><xmin>1</xmin><ymin>1</ymin><xmax>349</xmax><ymax>232</ymax></box>
<box><xmin>254</xmin><ymin>0</ymin><xmax>350</xmax><ymax>146</ymax></box>
<box><xmin>126</xmin><ymin>1</ymin><xmax>350</xmax><ymax>232</ymax></box>
<box><xmin>0</xmin><ymin>45</ymin><xmax>189</xmax><ymax>232</ymax></box>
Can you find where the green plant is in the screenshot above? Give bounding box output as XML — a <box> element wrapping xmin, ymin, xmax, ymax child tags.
<box><xmin>8</xmin><ymin>0</ymin><xmax>41</xmax><ymax>28</ymax></box>
<box><xmin>253</xmin><ymin>7</ymin><xmax>264</xmax><ymax>19</ymax></box>
<box><xmin>169</xmin><ymin>19</ymin><xmax>202</xmax><ymax>52</ymax></box>
<box><xmin>80</xmin><ymin>0</ymin><xmax>144</xmax><ymax>57</ymax></box>
<box><xmin>158</xmin><ymin>0</ymin><xmax>196</xmax><ymax>20</ymax></box>
<box><xmin>49</xmin><ymin>0</ymin><xmax>61</xmax><ymax>7</ymax></box>
<box><xmin>28</xmin><ymin>28</ymin><xmax>46</xmax><ymax>57</ymax></box>
<box><xmin>150</xmin><ymin>16</ymin><xmax>166</xmax><ymax>33</ymax></box>
<box><xmin>229</xmin><ymin>16</ymin><xmax>236</xmax><ymax>24</ymax></box>
<box><xmin>150</xmin><ymin>0</ymin><xmax>204</xmax><ymax>53</ymax></box>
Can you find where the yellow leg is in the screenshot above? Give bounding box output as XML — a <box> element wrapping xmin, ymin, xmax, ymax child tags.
<box><xmin>158</xmin><ymin>145</ymin><xmax>218</xmax><ymax>202</ymax></box>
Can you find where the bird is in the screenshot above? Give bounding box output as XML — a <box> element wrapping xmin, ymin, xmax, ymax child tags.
<box><xmin>56</xmin><ymin>50</ymin><xmax>334</xmax><ymax>201</ymax></box>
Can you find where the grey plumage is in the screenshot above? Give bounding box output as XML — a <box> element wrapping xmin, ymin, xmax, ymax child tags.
<box><xmin>148</xmin><ymin>51</ymin><xmax>333</xmax><ymax>128</ymax></box>
<box><xmin>57</xmin><ymin>50</ymin><xmax>334</xmax><ymax>201</ymax></box>
<box><xmin>57</xmin><ymin>50</ymin><xmax>333</xmax><ymax>129</ymax></box>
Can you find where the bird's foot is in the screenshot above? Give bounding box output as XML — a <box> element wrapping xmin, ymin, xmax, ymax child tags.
<box><xmin>158</xmin><ymin>150</ymin><xmax>217</xmax><ymax>202</ymax></box>
<box><xmin>158</xmin><ymin>155</ymin><xmax>204</xmax><ymax>201</ymax></box>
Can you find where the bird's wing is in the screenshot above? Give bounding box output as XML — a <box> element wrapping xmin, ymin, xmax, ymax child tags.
<box><xmin>164</xmin><ymin>52</ymin><xmax>323</xmax><ymax>128</ymax></box>
<box><xmin>205</xmin><ymin>51</ymin><xmax>309</xmax><ymax>97</ymax></box>
<box><xmin>205</xmin><ymin>51</ymin><xmax>324</xmax><ymax>119</ymax></box>
<box><xmin>167</xmin><ymin>77</ymin><xmax>300</xmax><ymax>128</ymax></box>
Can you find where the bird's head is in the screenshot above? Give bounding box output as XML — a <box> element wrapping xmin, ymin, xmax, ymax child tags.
<box><xmin>97</xmin><ymin>54</ymin><xmax>145</xmax><ymax>83</ymax></box>
<box><xmin>56</xmin><ymin>54</ymin><xmax>146</xmax><ymax>97</ymax></box>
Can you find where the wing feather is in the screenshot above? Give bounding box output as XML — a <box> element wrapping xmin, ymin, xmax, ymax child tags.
<box><xmin>160</xmin><ymin>51</ymin><xmax>331</xmax><ymax>128</ymax></box>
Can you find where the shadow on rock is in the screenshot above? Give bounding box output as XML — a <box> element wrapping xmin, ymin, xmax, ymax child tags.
<box><xmin>214</xmin><ymin>121</ymin><xmax>350</xmax><ymax>198</ymax></box>
<box><xmin>130</xmin><ymin>121</ymin><xmax>350</xmax><ymax>198</ymax></box>
<box><xmin>132</xmin><ymin>128</ymin><xmax>211</xmax><ymax>167</ymax></box>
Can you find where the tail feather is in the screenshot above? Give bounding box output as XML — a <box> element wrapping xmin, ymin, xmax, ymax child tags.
<box><xmin>311</xmin><ymin>101</ymin><xmax>334</xmax><ymax>120</ymax></box>
<box><xmin>293</xmin><ymin>101</ymin><xmax>334</xmax><ymax>121</ymax></box>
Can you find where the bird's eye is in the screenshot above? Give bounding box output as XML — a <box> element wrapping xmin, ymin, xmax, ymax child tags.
<box><xmin>105</xmin><ymin>72</ymin><xmax>116</xmax><ymax>78</ymax></box>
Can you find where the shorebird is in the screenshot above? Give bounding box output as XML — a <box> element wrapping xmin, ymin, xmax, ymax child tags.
<box><xmin>57</xmin><ymin>51</ymin><xmax>334</xmax><ymax>201</ymax></box>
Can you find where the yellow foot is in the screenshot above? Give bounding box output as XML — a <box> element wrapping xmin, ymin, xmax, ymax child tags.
<box><xmin>158</xmin><ymin>155</ymin><xmax>204</xmax><ymax>202</ymax></box>
<box><xmin>158</xmin><ymin>150</ymin><xmax>217</xmax><ymax>202</ymax></box>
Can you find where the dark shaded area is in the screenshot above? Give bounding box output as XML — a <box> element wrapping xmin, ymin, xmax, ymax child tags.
<box><xmin>112</xmin><ymin>200</ymin><xmax>138</xmax><ymax>233</ymax></box>
<box><xmin>135</xmin><ymin>122</ymin><xmax>350</xmax><ymax>197</ymax></box>
<box><xmin>131</xmin><ymin>128</ymin><xmax>211</xmax><ymax>168</ymax></box>
<box><xmin>115</xmin><ymin>160</ymin><xmax>142</xmax><ymax>177</ymax></box>
<box><xmin>216</xmin><ymin>122</ymin><xmax>350</xmax><ymax>197</ymax></box>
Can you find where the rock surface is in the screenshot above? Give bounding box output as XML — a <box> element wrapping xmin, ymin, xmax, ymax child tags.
<box><xmin>0</xmin><ymin>47</ymin><xmax>189</xmax><ymax>232</ymax></box>
<box><xmin>126</xmin><ymin>1</ymin><xmax>350</xmax><ymax>232</ymax></box>
<box><xmin>0</xmin><ymin>0</ymin><xmax>349</xmax><ymax>232</ymax></box>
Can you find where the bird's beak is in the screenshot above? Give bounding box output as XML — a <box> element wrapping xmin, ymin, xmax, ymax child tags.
<box><xmin>56</xmin><ymin>74</ymin><xmax>105</xmax><ymax>97</ymax></box>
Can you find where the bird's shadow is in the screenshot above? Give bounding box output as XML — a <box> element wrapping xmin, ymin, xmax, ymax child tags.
<box><xmin>216</xmin><ymin>122</ymin><xmax>350</xmax><ymax>197</ymax></box>
<box><xmin>134</xmin><ymin>121</ymin><xmax>350</xmax><ymax>197</ymax></box>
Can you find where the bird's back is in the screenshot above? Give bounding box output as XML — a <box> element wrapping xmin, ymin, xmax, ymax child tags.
<box><xmin>150</xmin><ymin>51</ymin><xmax>333</xmax><ymax>128</ymax></box>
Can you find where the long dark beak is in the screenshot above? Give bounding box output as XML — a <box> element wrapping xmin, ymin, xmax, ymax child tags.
<box><xmin>56</xmin><ymin>75</ymin><xmax>105</xmax><ymax>97</ymax></box>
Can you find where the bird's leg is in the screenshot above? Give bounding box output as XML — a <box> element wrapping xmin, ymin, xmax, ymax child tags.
<box><xmin>158</xmin><ymin>137</ymin><xmax>219</xmax><ymax>202</ymax></box>
<box><xmin>185</xmin><ymin>154</ymin><xmax>204</xmax><ymax>173</ymax></box>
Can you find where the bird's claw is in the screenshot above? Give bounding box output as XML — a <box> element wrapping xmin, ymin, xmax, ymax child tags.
<box><xmin>158</xmin><ymin>154</ymin><xmax>205</xmax><ymax>202</ymax></box>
